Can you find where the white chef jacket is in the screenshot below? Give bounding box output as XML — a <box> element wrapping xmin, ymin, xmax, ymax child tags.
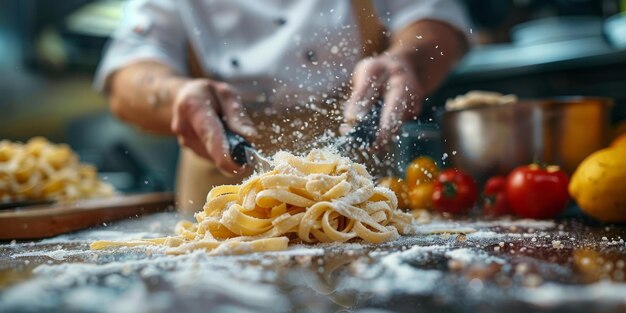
<box><xmin>95</xmin><ymin>0</ymin><xmax>471</xmax><ymax>108</ymax></box>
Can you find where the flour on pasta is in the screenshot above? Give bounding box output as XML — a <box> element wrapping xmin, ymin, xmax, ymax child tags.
<box><xmin>92</xmin><ymin>149</ymin><xmax>414</xmax><ymax>255</ymax></box>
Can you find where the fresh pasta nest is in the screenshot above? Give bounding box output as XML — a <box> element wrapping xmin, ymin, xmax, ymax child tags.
<box><xmin>92</xmin><ymin>149</ymin><xmax>415</xmax><ymax>255</ymax></box>
<box><xmin>0</xmin><ymin>137</ymin><xmax>115</xmax><ymax>202</ymax></box>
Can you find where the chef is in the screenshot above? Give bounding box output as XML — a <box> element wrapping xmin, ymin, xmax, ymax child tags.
<box><xmin>95</xmin><ymin>0</ymin><xmax>472</xmax><ymax>212</ymax></box>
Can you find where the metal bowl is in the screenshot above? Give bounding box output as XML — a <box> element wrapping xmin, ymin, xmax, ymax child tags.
<box><xmin>442</xmin><ymin>97</ymin><xmax>613</xmax><ymax>184</ymax></box>
<box><xmin>605</xmin><ymin>12</ymin><xmax>626</xmax><ymax>48</ymax></box>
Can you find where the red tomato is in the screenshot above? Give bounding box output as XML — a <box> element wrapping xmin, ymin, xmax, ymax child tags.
<box><xmin>482</xmin><ymin>176</ymin><xmax>511</xmax><ymax>216</ymax></box>
<box><xmin>432</xmin><ymin>168</ymin><xmax>478</xmax><ymax>214</ymax></box>
<box><xmin>506</xmin><ymin>164</ymin><xmax>569</xmax><ymax>219</ymax></box>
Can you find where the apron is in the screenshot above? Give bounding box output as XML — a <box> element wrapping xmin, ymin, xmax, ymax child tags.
<box><xmin>176</xmin><ymin>0</ymin><xmax>387</xmax><ymax>213</ymax></box>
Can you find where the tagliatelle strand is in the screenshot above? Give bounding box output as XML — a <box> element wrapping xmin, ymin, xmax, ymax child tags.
<box><xmin>91</xmin><ymin>149</ymin><xmax>415</xmax><ymax>255</ymax></box>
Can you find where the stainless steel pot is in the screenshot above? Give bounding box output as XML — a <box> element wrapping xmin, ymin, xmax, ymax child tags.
<box><xmin>442</xmin><ymin>97</ymin><xmax>613</xmax><ymax>184</ymax></box>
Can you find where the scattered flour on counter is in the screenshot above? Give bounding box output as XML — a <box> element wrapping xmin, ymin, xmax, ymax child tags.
<box><xmin>519</xmin><ymin>281</ymin><xmax>626</xmax><ymax>306</ymax></box>
<box><xmin>267</xmin><ymin>246</ymin><xmax>325</xmax><ymax>257</ymax></box>
<box><xmin>391</xmin><ymin>245</ymin><xmax>449</xmax><ymax>261</ymax></box>
<box><xmin>0</xmin><ymin>249</ymin><xmax>289</xmax><ymax>313</ymax></box>
<box><xmin>323</xmin><ymin>242</ymin><xmax>368</xmax><ymax>252</ymax></box>
<box><xmin>445</xmin><ymin>248</ymin><xmax>505</xmax><ymax>265</ymax></box>
<box><xmin>63</xmin><ymin>284</ymin><xmax>171</xmax><ymax>313</ymax></box>
<box><xmin>40</xmin><ymin>231</ymin><xmax>164</xmax><ymax>244</ymax></box>
<box><xmin>11</xmin><ymin>249</ymin><xmax>92</xmax><ymax>261</ymax></box>
<box><xmin>468</xmin><ymin>219</ymin><xmax>556</xmax><ymax>229</ymax></box>
<box><xmin>414</xmin><ymin>225</ymin><xmax>477</xmax><ymax>235</ymax></box>
<box><xmin>466</xmin><ymin>231</ymin><xmax>505</xmax><ymax>240</ymax></box>
<box><xmin>342</xmin><ymin>245</ymin><xmax>448</xmax><ymax>297</ymax></box>
<box><xmin>403</xmin><ymin>218</ymin><xmax>554</xmax><ymax>237</ymax></box>
<box><xmin>1</xmin><ymin>211</ymin><xmax>618</xmax><ymax>312</ymax></box>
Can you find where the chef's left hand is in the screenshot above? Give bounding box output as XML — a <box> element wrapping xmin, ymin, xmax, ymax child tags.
<box><xmin>343</xmin><ymin>54</ymin><xmax>424</xmax><ymax>147</ymax></box>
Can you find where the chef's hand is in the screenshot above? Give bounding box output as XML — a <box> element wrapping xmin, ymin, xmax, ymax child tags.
<box><xmin>171</xmin><ymin>79</ymin><xmax>257</xmax><ymax>176</ymax></box>
<box><xmin>343</xmin><ymin>54</ymin><xmax>424</xmax><ymax>147</ymax></box>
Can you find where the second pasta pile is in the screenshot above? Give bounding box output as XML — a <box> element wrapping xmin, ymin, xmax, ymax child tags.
<box><xmin>0</xmin><ymin>137</ymin><xmax>115</xmax><ymax>202</ymax></box>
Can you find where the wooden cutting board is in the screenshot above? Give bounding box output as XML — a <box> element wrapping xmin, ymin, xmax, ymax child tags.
<box><xmin>0</xmin><ymin>192</ymin><xmax>174</xmax><ymax>240</ymax></box>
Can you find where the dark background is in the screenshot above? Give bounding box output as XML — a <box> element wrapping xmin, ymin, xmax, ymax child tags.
<box><xmin>1</xmin><ymin>0</ymin><xmax>625</xmax><ymax>192</ymax></box>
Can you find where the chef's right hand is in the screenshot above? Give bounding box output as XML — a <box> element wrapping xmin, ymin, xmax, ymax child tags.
<box><xmin>171</xmin><ymin>79</ymin><xmax>257</xmax><ymax>176</ymax></box>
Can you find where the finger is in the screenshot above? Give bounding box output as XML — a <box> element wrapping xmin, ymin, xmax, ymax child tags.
<box><xmin>344</xmin><ymin>59</ymin><xmax>387</xmax><ymax>126</ymax></box>
<box><xmin>213</xmin><ymin>83</ymin><xmax>257</xmax><ymax>139</ymax></box>
<box><xmin>187</xmin><ymin>94</ymin><xmax>245</xmax><ymax>176</ymax></box>
<box><xmin>178</xmin><ymin>131</ymin><xmax>212</xmax><ymax>160</ymax></box>
<box><xmin>376</xmin><ymin>91</ymin><xmax>403</xmax><ymax>148</ymax></box>
<box><xmin>172</xmin><ymin>98</ymin><xmax>213</xmax><ymax>160</ymax></box>
<box><xmin>171</xmin><ymin>95</ymin><xmax>191</xmax><ymax>135</ymax></box>
<box><xmin>400</xmin><ymin>75</ymin><xmax>424</xmax><ymax>121</ymax></box>
<box><xmin>377</xmin><ymin>76</ymin><xmax>416</xmax><ymax>148</ymax></box>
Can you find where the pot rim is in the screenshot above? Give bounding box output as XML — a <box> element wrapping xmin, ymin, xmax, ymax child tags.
<box><xmin>442</xmin><ymin>96</ymin><xmax>614</xmax><ymax>116</ymax></box>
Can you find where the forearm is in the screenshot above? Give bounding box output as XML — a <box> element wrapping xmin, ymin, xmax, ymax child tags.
<box><xmin>388</xmin><ymin>19</ymin><xmax>469</xmax><ymax>95</ymax></box>
<box><xmin>108</xmin><ymin>61</ymin><xmax>190</xmax><ymax>134</ymax></box>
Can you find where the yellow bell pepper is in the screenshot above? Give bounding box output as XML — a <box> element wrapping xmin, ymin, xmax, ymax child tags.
<box><xmin>407</xmin><ymin>182</ymin><xmax>434</xmax><ymax>210</ymax></box>
<box><xmin>405</xmin><ymin>156</ymin><xmax>439</xmax><ymax>187</ymax></box>
<box><xmin>378</xmin><ymin>177</ymin><xmax>409</xmax><ymax>209</ymax></box>
<box><xmin>404</xmin><ymin>156</ymin><xmax>439</xmax><ymax>210</ymax></box>
<box><xmin>569</xmin><ymin>143</ymin><xmax>626</xmax><ymax>222</ymax></box>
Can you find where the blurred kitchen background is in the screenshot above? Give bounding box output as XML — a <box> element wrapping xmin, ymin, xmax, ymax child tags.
<box><xmin>1</xmin><ymin>0</ymin><xmax>626</xmax><ymax>193</ymax></box>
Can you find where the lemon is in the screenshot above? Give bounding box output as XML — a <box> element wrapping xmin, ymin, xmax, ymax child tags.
<box><xmin>611</xmin><ymin>133</ymin><xmax>626</xmax><ymax>148</ymax></box>
<box><xmin>569</xmin><ymin>146</ymin><xmax>626</xmax><ymax>222</ymax></box>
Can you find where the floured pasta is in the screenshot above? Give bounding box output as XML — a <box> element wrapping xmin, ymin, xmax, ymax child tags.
<box><xmin>92</xmin><ymin>149</ymin><xmax>415</xmax><ymax>255</ymax></box>
<box><xmin>445</xmin><ymin>91</ymin><xmax>518</xmax><ymax>111</ymax></box>
<box><xmin>0</xmin><ymin>137</ymin><xmax>115</xmax><ymax>202</ymax></box>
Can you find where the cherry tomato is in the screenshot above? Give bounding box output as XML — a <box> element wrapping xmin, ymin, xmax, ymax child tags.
<box><xmin>482</xmin><ymin>176</ymin><xmax>510</xmax><ymax>216</ymax></box>
<box><xmin>407</xmin><ymin>182</ymin><xmax>434</xmax><ymax>210</ymax></box>
<box><xmin>378</xmin><ymin>177</ymin><xmax>409</xmax><ymax>209</ymax></box>
<box><xmin>405</xmin><ymin>156</ymin><xmax>439</xmax><ymax>187</ymax></box>
<box><xmin>506</xmin><ymin>164</ymin><xmax>569</xmax><ymax>219</ymax></box>
<box><xmin>432</xmin><ymin>168</ymin><xmax>478</xmax><ymax>214</ymax></box>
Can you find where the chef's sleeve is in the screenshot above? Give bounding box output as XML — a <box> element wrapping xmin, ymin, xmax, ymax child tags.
<box><xmin>374</xmin><ymin>0</ymin><xmax>473</xmax><ymax>41</ymax></box>
<box><xmin>94</xmin><ymin>0</ymin><xmax>188</xmax><ymax>93</ymax></box>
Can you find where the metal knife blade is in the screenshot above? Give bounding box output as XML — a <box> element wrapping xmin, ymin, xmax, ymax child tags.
<box><xmin>225</xmin><ymin>129</ymin><xmax>272</xmax><ymax>173</ymax></box>
<box><xmin>341</xmin><ymin>99</ymin><xmax>383</xmax><ymax>151</ymax></box>
<box><xmin>244</xmin><ymin>146</ymin><xmax>273</xmax><ymax>173</ymax></box>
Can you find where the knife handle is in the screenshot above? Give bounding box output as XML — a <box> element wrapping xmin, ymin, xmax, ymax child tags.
<box><xmin>347</xmin><ymin>99</ymin><xmax>383</xmax><ymax>146</ymax></box>
<box><xmin>225</xmin><ymin>129</ymin><xmax>252</xmax><ymax>166</ymax></box>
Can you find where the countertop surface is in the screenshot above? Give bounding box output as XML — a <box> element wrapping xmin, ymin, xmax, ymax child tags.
<box><xmin>0</xmin><ymin>212</ymin><xmax>625</xmax><ymax>313</ymax></box>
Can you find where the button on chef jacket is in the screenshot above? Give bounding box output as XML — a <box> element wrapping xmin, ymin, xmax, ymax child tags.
<box><xmin>95</xmin><ymin>0</ymin><xmax>471</xmax><ymax>109</ymax></box>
